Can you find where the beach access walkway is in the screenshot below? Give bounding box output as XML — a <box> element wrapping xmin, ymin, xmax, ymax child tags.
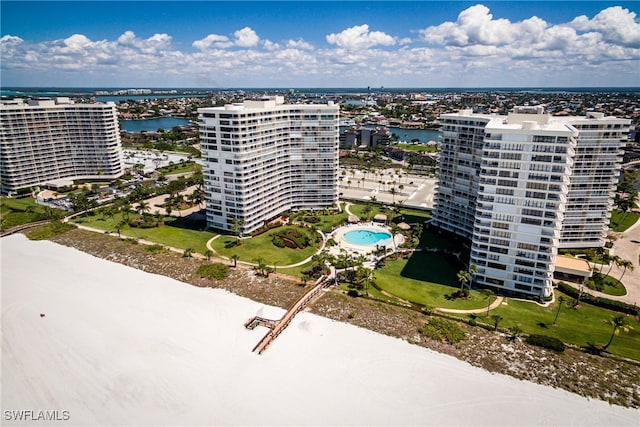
<box><xmin>246</xmin><ymin>276</ymin><xmax>332</xmax><ymax>355</ymax></box>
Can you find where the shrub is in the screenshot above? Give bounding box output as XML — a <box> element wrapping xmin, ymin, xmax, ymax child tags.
<box><xmin>421</xmin><ymin>305</ymin><xmax>435</xmax><ymax>315</ymax></box>
<box><xmin>145</xmin><ymin>244</ymin><xmax>166</xmax><ymax>253</ymax></box>
<box><xmin>26</xmin><ymin>221</ymin><xmax>76</xmax><ymax>240</ymax></box>
<box><xmin>271</xmin><ymin>236</ymin><xmax>286</xmax><ymax>248</ymax></box>
<box><xmin>525</xmin><ymin>334</ymin><xmax>565</xmax><ymax>352</ymax></box>
<box><xmin>271</xmin><ymin>228</ymin><xmax>309</xmax><ymax>249</ymax></box>
<box><xmin>197</xmin><ymin>263</ymin><xmax>229</xmax><ymax>280</ymax></box>
<box><xmin>303</xmin><ymin>216</ymin><xmax>321</xmax><ymax>224</ymax></box>
<box><xmin>556</xmin><ymin>281</ymin><xmax>638</xmax><ymax>315</ymax></box>
<box><xmin>418</xmin><ymin>318</ymin><xmax>466</xmax><ymax>344</ymax></box>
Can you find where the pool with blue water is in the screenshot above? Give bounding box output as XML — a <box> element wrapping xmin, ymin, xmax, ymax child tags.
<box><xmin>343</xmin><ymin>229</ymin><xmax>392</xmax><ymax>246</ymax></box>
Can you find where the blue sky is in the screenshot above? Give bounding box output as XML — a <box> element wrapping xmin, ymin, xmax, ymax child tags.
<box><xmin>1</xmin><ymin>1</ymin><xmax>639</xmax><ymax>87</ymax></box>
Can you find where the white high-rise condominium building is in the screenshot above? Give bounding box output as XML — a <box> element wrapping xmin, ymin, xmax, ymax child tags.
<box><xmin>0</xmin><ymin>97</ymin><xmax>123</xmax><ymax>194</ymax></box>
<box><xmin>198</xmin><ymin>97</ymin><xmax>339</xmax><ymax>234</ymax></box>
<box><xmin>434</xmin><ymin>106</ymin><xmax>629</xmax><ymax>298</ymax></box>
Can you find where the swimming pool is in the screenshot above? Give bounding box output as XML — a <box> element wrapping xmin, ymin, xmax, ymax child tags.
<box><xmin>343</xmin><ymin>229</ymin><xmax>392</xmax><ymax>246</ymax></box>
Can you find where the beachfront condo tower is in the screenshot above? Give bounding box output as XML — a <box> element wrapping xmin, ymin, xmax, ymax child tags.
<box><xmin>198</xmin><ymin>96</ymin><xmax>339</xmax><ymax>234</ymax></box>
<box><xmin>433</xmin><ymin>106</ymin><xmax>629</xmax><ymax>298</ymax></box>
<box><xmin>0</xmin><ymin>97</ymin><xmax>123</xmax><ymax>195</ymax></box>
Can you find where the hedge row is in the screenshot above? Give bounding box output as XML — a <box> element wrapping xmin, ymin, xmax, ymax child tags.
<box><xmin>556</xmin><ymin>281</ymin><xmax>638</xmax><ymax>316</ymax></box>
<box><xmin>525</xmin><ymin>334</ymin><xmax>566</xmax><ymax>352</ymax></box>
<box><xmin>250</xmin><ymin>220</ymin><xmax>282</xmax><ymax>237</ymax></box>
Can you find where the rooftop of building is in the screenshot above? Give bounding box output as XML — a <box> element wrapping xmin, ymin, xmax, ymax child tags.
<box><xmin>0</xmin><ymin>97</ymin><xmax>115</xmax><ymax>109</ymax></box>
<box><xmin>442</xmin><ymin>105</ymin><xmax>629</xmax><ymax>134</ymax></box>
<box><xmin>198</xmin><ymin>96</ymin><xmax>338</xmax><ymax>113</ymax></box>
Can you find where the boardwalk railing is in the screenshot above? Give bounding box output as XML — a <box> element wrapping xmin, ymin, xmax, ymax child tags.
<box><xmin>248</xmin><ymin>276</ymin><xmax>331</xmax><ymax>355</ymax></box>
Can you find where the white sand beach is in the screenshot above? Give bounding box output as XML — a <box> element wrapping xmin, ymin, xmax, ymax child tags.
<box><xmin>1</xmin><ymin>234</ymin><xmax>637</xmax><ymax>426</ymax></box>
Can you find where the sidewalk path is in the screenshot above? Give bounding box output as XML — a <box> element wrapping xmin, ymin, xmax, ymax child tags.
<box><xmin>567</xmin><ymin>221</ymin><xmax>640</xmax><ymax>307</ymax></box>
<box><xmin>438</xmin><ymin>296</ymin><xmax>505</xmax><ymax>314</ymax></box>
<box><xmin>205</xmin><ymin>229</ymin><xmax>327</xmax><ymax>270</ymax></box>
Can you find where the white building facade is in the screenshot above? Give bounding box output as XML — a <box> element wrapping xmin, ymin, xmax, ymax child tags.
<box><xmin>434</xmin><ymin>107</ymin><xmax>629</xmax><ymax>298</ymax></box>
<box><xmin>198</xmin><ymin>97</ymin><xmax>339</xmax><ymax>234</ymax></box>
<box><xmin>0</xmin><ymin>98</ymin><xmax>123</xmax><ymax>194</ymax></box>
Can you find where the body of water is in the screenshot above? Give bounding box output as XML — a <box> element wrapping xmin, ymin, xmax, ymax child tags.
<box><xmin>388</xmin><ymin>127</ymin><xmax>439</xmax><ymax>143</ymax></box>
<box><xmin>97</xmin><ymin>94</ymin><xmax>208</xmax><ymax>103</ymax></box>
<box><xmin>119</xmin><ymin>117</ymin><xmax>191</xmax><ymax>132</ymax></box>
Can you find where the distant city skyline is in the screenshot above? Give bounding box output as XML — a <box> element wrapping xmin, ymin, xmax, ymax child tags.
<box><xmin>1</xmin><ymin>1</ymin><xmax>639</xmax><ymax>88</ymax></box>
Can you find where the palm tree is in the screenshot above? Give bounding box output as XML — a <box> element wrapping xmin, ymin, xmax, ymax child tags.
<box><xmin>116</xmin><ymin>220</ymin><xmax>126</xmax><ymax>239</ymax></box>
<box><xmin>121</xmin><ymin>203</ymin><xmax>132</xmax><ymax>223</ymax></box>
<box><xmin>457</xmin><ymin>270</ymin><xmax>471</xmax><ymax>291</ymax></box>
<box><xmin>255</xmin><ymin>257</ymin><xmax>267</xmax><ymax>277</ymax></box>
<box><xmin>204</xmin><ymin>249</ymin><xmax>213</xmax><ymax>261</ymax></box>
<box><xmin>606</xmin><ymin>255</ymin><xmax>622</xmax><ymax>276</ymax></box>
<box><xmin>136</xmin><ymin>200</ymin><xmax>150</xmax><ymax>216</ymax></box>
<box><xmin>508</xmin><ymin>325</ymin><xmax>523</xmax><ymax>340</ymax></box>
<box><xmin>389</xmin><ymin>187</ymin><xmax>397</xmax><ymax>203</ymax></box>
<box><xmin>553</xmin><ymin>296</ymin><xmax>565</xmax><ymax>325</ymax></box>
<box><xmin>469</xmin><ymin>264</ymin><xmax>478</xmax><ymax>287</ymax></box>
<box><xmin>301</xmin><ymin>274</ymin><xmax>310</xmax><ymax>287</ymax></box>
<box><xmin>618</xmin><ymin>259</ymin><xmax>634</xmax><ymax>282</ymax></box>
<box><xmin>491</xmin><ymin>315</ymin><xmax>503</xmax><ymax>331</ymax></box>
<box><xmin>603</xmin><ymin>316</ymin><xmax>631</xmax><ymax>351</ymax></box>
<box><xmin>362</xmin><ymin>204</ymin><xmax>373</xmax><ymax>221</ymax></box>
<box><xmin>183</xmin><ymin>247</ymin><xmax>194</xmax><ymax>258</ymax></box>
<box><xmin>481</xmin><ymin>289</ymin><xmax>494</xmax><ymax>317</ymax></box>
<box><xmin>231</xmin><ymin>217</ymin><xmax>245</xmax><ymax>237</ymax></box>
<box><xmin>231</xmin><ymin>254</ymin><xmax>239</xmax><ymax>268</ymax></box>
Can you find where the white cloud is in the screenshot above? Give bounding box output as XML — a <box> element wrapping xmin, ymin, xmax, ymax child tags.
<box><xmin>64</xmin><ymin>34</ymin><xmax>92</xmax><ymax>49</ymax></box>
<box><xmin>1</xmin><ymin>35</ymin><xmax>23</xmax><ymax>43</ymax></box>
<box><xmin>570</xmin><ymin>6</ymin><xmax>640</xmax><ymax>47</ymax></box>
<box><xmin>326</xmin><ymin>24</ymin><xmax>396</xmax><ymax>49</ymax></box>
<box><xmin>286</xmin><ymin>39</ymin><xmax>313</xmax><ymax>50</ymax></box>
<box><xmin>263</xmin><ymin>40</ymin><xmax>281</xmax><ymax>51</ymax></box>
<box><xmin>193</xmin><ymin>34</ymin><xmax>233</xmax><ymax>50</ymax></box>
<box><xmin>2</xmin><ymin>5</ymin><xmax>639</xmax><ymax>88</ymax></box>
<box><xmin>420</xmin><ymin>5</ymin><xmax>548</xmax><ymax>47</ymax></box>
<box><xmin>234</xmin><ymin>27</ymin><xmax>259</xmax><ymax>47</ymax></box>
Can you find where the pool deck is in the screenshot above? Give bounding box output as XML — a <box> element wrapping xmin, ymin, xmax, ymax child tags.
<box><xmin>330</xmin><ymin>223</ymin><xmax>405</xmax><ymax>258</ymax></box>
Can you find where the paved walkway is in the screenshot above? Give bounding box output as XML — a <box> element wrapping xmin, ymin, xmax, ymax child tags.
<box><xmin>134</xmin><ymin>185</ymin><xmax>203</xmax><ymax>217</ymax></box>
<box><xmin>205</xmin><ymin>229</ymin><xmax>327</xmax><ymax>270</ymax></box>
<box><xmin>564</xmin><ymin>220</ymin><xmax>640</xmax><ymax>306</ymax></box>
<box><xmin>438</xmin><ymin>296</ymin><xmax>505</xmax><ymax>314</ymax></box>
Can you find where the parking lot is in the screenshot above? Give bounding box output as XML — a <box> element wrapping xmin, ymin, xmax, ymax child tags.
<box><xmin>338</xmin><ymin>167</ymin><xmax>436</xmax><ymax>210</ymax></box>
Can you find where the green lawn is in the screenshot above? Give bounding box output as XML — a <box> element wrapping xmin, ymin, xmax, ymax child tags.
<box><xmin>483</xmin><ymin>293</ymin><xmax>640</xmax><ymax>361</ymax></box>
<box><xmin>1</xmin><ymin>197</ymin><xmax>66</xmax><ymax>228</ymax></box>
<box><xmin>610</xmin><ymin>209</ymin><xmax>640</xmax><ymax>232</ymax></box>
<box><xmin>157</xmin><ymin>161</ymin><xmax>201</xmax><ymax>176</ymax></box>
<box><xmin>211</xmin><ymin>226</ymin><xmax>318</xmax><ymax>266</ymax></box>
<box><xmin>374</xmin><ymin>252</ymin><xmax>490</xmax><ymax>310</ymax></box>
<box><xmin>418</xmin><ymin>228</ymin><xmax>462</xmax><ymax>251</ymax></box>
<box><xmin>586</xmin><ymin>273</ymin><xmax>627</xmax><ymax>297</ymax></box>
<box><xmin>394</xmin><ymin>143</ymin><xmax>438</xmax><ymax>153</ymax></box>
<box><xmin>298</xmin><ymin>212</ymin><xmax>348</xmax><ymax>233</ymax></box>
<box><xmin>72</xmin><ymin>212</ymin><xmax>216</xmax><ymax>254</ymax></box>
<box><xmin>348</xmin><ymin>202</ymin><xmax>431</xmax><ymax>225</ymax></box>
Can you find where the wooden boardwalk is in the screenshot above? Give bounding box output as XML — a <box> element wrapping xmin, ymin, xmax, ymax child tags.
<box><xmin>246</xmin><ymin>276</ymin><xmax>331</xmax><ymax>355</ymax></box>
<box><xmin>0</xmin><ymin>220</ymin><xmax>51</xmax><ymax>238</ymax></box>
